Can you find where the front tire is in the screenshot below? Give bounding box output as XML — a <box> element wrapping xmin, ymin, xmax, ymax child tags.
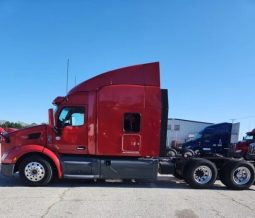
<box><xmin>167</xmin><ymin>149</ymin><xmax>177</xmax><ymax>157</ymax></box>
<box><xmin>19</xmin><ymin>155</ymin><xmax>53</xmax><ymax>186</ymax></box>
<box><xmin>182</xmin><ymin>149</ymin><xmax>195</xmax><ymax>158</ymax></box>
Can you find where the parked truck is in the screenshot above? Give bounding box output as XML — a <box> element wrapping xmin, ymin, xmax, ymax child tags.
<box><xmin>169</xmin><ymin>123</ymin><xmax>240</xmax><ymax>157</ymax></box>
<box><xmin>232</xmin><ymin>129</ymin><xmax>255</xmax><ymax>160</ymax></box>
<box><xmin>0</xmin><ymin>62</ymin><xmax>254</xmax><ymax>189</ymax></box>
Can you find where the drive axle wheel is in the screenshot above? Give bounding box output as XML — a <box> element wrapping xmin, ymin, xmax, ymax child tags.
<box><xmin>19</xmin><ymin>155</ymin><xmax>53</xmax><ymax>186</ymax></box>
<box><xmin>184</xmin><ymin>159</ymin><xmax>217</xmax><ymax>189</ymax></box>
<box><xmin>167</xmin><ymin>149</ymin><xmax>177</xmax><ymax>157</ymax></box>
<box><xmin>220</xmin><ymin>161</ymin><xmax>255</xmax><ymax>190</ymax></box>
<box><xmin>182</xmin><ymin>149</ymin><xmax>195</xmax><ymax>158</ymax></box>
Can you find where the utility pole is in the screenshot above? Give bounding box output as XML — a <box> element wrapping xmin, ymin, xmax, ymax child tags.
<box><xmin>66</xmin><ymin>58</ymin><xmax>69</xmax><ymax>94</ymax></box>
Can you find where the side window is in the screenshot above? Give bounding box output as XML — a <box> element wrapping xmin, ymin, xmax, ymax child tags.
<box><xmin>123</xmin><ymin>113</ymin><xmax>141</xmax><ymax>133</ymax></box>
<box><xmin>58</xmin><ymin>107</ymin><xmax>85</xmax><ymax>127</ymax></box>
<box><xmin>203</xmin><ymin>133</ymin><xmax>211</xmax><ymax>139</ymax></box>
<box><xmin>174</xmin><ymin>124</ymin><xmax>180</xmax><ymax>131</ymax></box>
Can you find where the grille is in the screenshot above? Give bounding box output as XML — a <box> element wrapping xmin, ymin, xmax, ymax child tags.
<box><xmin>248</xmin><ymin>143</ymin><xmax>255</xmax><ymax>155</ymax></box>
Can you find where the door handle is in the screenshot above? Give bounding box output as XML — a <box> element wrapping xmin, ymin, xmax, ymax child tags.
<box><xmin>76</xmin><ymin>146</ymin><xmax>86</xmax><ymax>150</ymax></box>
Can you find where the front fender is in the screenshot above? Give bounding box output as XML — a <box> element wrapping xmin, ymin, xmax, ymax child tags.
<box><xmin>1</xmin><ymin>145</ymin><xmax>63</xmax><ymax>179</ymax></box>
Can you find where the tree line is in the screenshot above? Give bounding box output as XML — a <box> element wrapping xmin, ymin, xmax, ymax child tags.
<box><xmin>0</xmin><ymin>121</ymin><xmax>25</xmax><ymax>129</ymax></box>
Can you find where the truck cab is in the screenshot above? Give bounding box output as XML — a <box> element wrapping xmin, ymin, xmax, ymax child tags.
<box><xmin>0</xmin><ymin>62</ymin><xmax>168</xmax><ymax>186</ymax></box>
<box><xmin>1</xmin><ymin>63</ymin><xmax>254</xmax><ymax>190</ymax></box>
<box><xmin>234</xmin><ymin>129</ymin><xmax>255</xmax><ymax>158</ymax></box>
<box><xmin>182</xmin><ymin>123</ymin><xmax>235</xmax><ymax>156</ymax></box>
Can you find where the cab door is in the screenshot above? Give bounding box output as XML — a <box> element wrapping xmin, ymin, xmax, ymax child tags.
<box><xmin>201</xmin><ymin>132</ymin><xmax>213</xmax><ymax>153</ymax></box>
<box><xmin>53</xmin><ymin>106</ymin><xmax>88</xmax><ymax>154</ymax></box>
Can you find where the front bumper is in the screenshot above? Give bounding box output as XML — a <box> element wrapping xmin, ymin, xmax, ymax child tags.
<box><xmin>0</xmin><ymin>163</ymin><xmax>15</xmax><ymax>177</ymax></box>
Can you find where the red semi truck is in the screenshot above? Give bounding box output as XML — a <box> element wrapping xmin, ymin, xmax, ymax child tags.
<box><xmin>0</xmin><ymin>62</ymin><xmax>254</xmax><ymax>189</ymax></box>
<box><xmin>232</xmin><ymin>129</ymin><xmax>255</xmax><ymax>159</ymax></box>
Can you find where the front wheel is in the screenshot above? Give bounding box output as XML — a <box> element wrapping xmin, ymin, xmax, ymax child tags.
<box><xmin>167</xmin><ymin>149</ymin><xmax>177</xmax><ymax>157</ymax></box>
<box><xmin>182</xmin><ymin>149</ymin><xmax>195</xmax><ymax>158</ymax></box>
<box><xmin>19</xmin><ymin>155</ymin><xmax>53</xmax><ymax>186</ymax></box>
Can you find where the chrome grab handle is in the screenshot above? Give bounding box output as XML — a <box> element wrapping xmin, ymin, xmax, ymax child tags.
<box><xmin>76</xmin><ymin>146</ymin><xmax>86</xmax><ymax>150</ymax></box>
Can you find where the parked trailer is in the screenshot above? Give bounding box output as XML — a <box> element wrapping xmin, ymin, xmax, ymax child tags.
<box><xmin>0</xmin><ymin>62</ymin><xmax>254</xmax><ymax>190</ymax></box>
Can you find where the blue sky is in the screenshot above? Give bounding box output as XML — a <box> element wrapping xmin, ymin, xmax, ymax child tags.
<box><xmin>0</xmin><ymin>0</ymin><xmax>255</xmax><ymax>137</ymax></box>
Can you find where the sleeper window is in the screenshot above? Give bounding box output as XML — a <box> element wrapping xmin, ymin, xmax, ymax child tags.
<box><xmin>123</xmin><ymin>113</ymin><xmax>141</xmax><ymax>133</ymax></box>
<box><xmin>174</xmin><ymin>125</ymin><xmax>180</xmax><ymax>131</ymax></box>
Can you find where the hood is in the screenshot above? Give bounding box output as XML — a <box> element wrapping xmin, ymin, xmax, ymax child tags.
<box><xmin>5</xmin><ymin>128</ymin><xmax>18</xmax><ymax>133</ymax></box>
<box><xmin>1</xmin><ymin>124</ymin><xmax>48</xmax><ymax>155</ymax></box>
<box><xmin>235</xmin><ymin>141</ymin><xmax>249</xmax><ymax>153</ymax></box>
<box><xmin>182</xmin><ymin>139</ymin><xmax>199</xmax><ymax>149</ymax></box>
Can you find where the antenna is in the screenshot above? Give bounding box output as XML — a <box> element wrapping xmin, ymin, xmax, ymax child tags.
<box><xmin>74</xmin><ymin>75</ymin><xmax>77</xmax><ymax>86</ymax></box>
<box><xmin>230</xmin><ymin>119</ymin><xmax>236</xmax><ymax>124</ymax></box>
<box><xmin>66</xmin><ymin>58</ymin><xmax>69</xmax><ymax>94</ymax></box>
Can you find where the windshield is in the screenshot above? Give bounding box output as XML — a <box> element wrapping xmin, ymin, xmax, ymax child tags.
<box><xmin>54</xmin><ymin>106</ymin><xmax>58</xmax><ymax>113</ymax></box>
<box><xmin>244</xmin><ymin>134</ymin><xmax>255</xmax><ymax>141</ymax></box>
<box><xmin>191</xmin><ymin>132</ymin><xmax>202</xmax><ymax>141</ymax></box>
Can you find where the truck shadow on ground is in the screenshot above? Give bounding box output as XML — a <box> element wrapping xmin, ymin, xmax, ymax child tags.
<box><xmin>1</xmin><ymin>174</ymin><xmax>254</xmax><ymax>191</ymax></box>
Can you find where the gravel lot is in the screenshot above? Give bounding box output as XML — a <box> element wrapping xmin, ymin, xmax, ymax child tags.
<box><xmin>0</xmin><ymin>173</ymin><xmax>255</xmax><ymax>218</ymax></box>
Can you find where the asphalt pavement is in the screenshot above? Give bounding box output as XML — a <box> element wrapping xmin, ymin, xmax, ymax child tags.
<box><xmin>0</xmin><ymin>174</ymin><xmax>255</xmax><ymax>218</ymax></box>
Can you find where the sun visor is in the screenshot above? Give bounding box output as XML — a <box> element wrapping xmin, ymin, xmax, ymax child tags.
<box><xmin>52</xmin><ymin>96</ymin><xmax>65</xmax><ymax>105</ymax></box>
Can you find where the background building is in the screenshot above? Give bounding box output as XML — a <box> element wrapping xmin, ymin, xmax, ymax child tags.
<box><xmin>167</xmin><ymin>118</ymin><xmax>214</xmax><ymax>148</ymax></box>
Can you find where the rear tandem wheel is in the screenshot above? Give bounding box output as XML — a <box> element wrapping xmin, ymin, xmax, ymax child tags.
<box><xmin>183</xmin><ymin>158</ymin><xmax>217</xmax><ymax>189</ymax></box>
<box><xmin>220</xmin><ymin>160</ymin><xmax>255</xmax><ymax>190</ymax></box>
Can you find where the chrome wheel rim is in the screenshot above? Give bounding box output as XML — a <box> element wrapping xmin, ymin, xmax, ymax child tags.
<box><xmin>193</xmin><ymin>165</ymin><xmax>212</xmax><ymax>184</ymax></box>
<box><xmin>24</xmin><ymin>162</ymin><xmax>45</xmax><ymax>182</ymax></box>
<box><xmin>233</xmin><ymin>167</ymin><xmax>251</xmax><ymax>185</ymax></box>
